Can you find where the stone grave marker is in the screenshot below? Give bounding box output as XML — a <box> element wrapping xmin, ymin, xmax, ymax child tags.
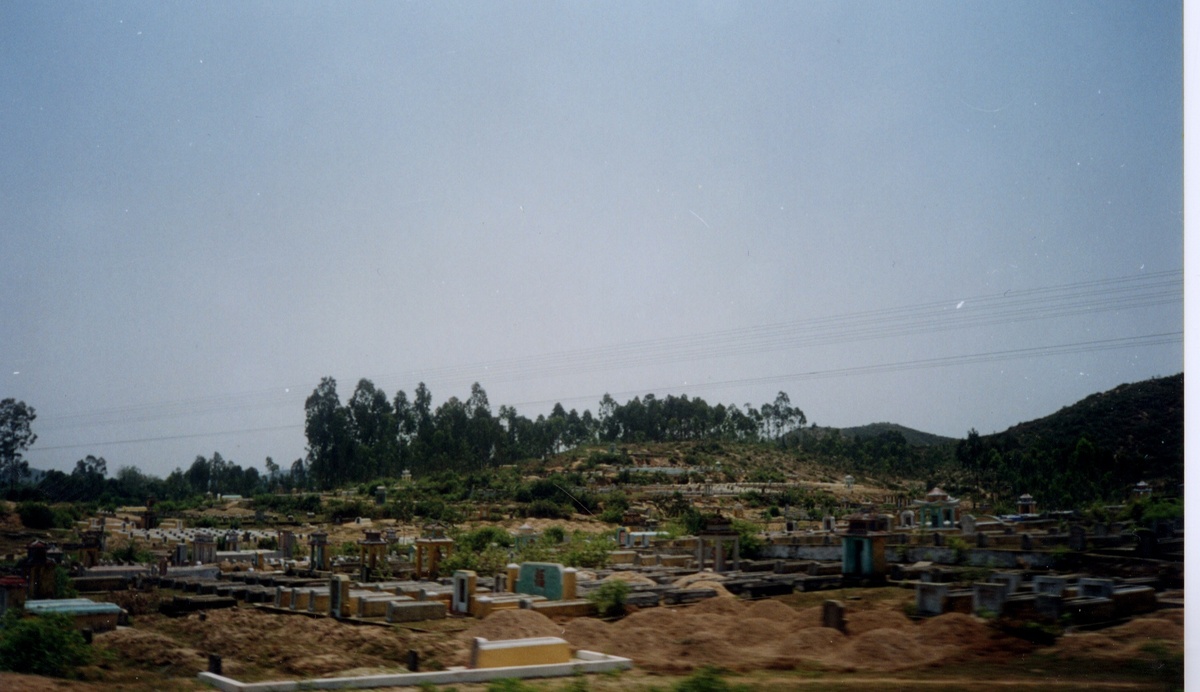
<box><xmin>915</xmin><ymin>583</ymin><xmax>949</xmax><ymax>616</ymax></box>
<box><xmin>822</xmin><ymin>600</ymin><xmax>846</xmax><ymax>633</ymax></box>
<box><xmin>972</xmin><ymin>582</ymin><xmax>1008</xmax><ymax>616</ymax></box>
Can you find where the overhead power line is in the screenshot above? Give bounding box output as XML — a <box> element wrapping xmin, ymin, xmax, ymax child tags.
<box><xmin>27</xmin><ymin>331</ymin><xmax>1180</xmax><ymax>454</ymax></box>
<box><xmin>31</xmin><ymin>270</ymin><xmax>1181</xmax><ymax>433</ymax></box>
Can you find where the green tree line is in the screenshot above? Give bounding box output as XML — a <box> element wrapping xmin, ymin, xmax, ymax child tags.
<box><xmin>302</xmin><ymin>378</ymin><xmax>807</xmax><ymax>489</ymax></box>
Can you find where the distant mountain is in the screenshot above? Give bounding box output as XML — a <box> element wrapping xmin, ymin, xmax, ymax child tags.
<box><xmin>835</xmin><ymin>422</ymin><xmax>956</xmax><ymax>447</ymax></box>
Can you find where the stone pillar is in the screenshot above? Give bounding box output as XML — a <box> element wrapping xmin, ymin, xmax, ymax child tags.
<box><xmin>278</xmin><ymin>530</ymin><xmax>296</xmax><ymax>560</ymax></box>
<box><xmin>309</xmin><ymin>531</ymin><xmax>329</xmax><ymax>571</ymax></box>
<box><xmin>330</xmin><ymin>574</ymin><xmax>351</xmax><ymax>618</ymax></box>
<box><xmin>452</xmin><ymin>570</ymin><xmax>477</xmax><ymax>614</ymax></box>
<box><xmin>506</xmin><ymin>564</ymin><xmax>520</xmax><ymax>593</ymax></box>
<box><xmin>563</xmin><ymin>568</ymin><xmax>577</xmax><ymax>600</ymax></box>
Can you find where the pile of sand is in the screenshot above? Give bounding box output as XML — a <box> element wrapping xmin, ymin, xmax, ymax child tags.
<box><xmin>96</xmin><ymin>627</ymin><xmax>210</xmax><ymax>678</ymax></box>
<box><xmin>919</xmin><ymin>612</ymin><xmax>994</xmax><ymax>652</ymax></box>
<box><xmin>673</xmin><ymin>571</ymin><xmax>725</xmax><ymax>588</ymax></box>
<box><xmin>548</xmin><ymin>598</ymin><xmax>848</xmax><ymax>673</ymax></box>
<box><xmin>678</xmin><ymin>580</ymin><xmax>735</xmax><ymax>597</ymax></box>
<box><xmin>462</xmin><ymin>609</ymin><xmax>564</xmax><ymax>642</ymax></box>
<box><xmin>1052</xmin><ymin>613</ymin><xmax>1184</xmax><ymax>661</ymax></box>
<box><xmin>830</xmin><ymin>627</ymin><xmax>937</xmax><ymax>671</ymax></box>
<box><xmin>689</xmin><ymin>596</ymin><xmax>744</xmax><ymax>616</ymax></box>
<box><xmin>146</xmin><ymin>608</ymin><xmax>413</xmax><ymax>677</ymax></box>
<box><xmin>743</xmin><ymin>598</ymin><xmax>800</xmax><ymax>622</ymax></box>
<box><xmin>843</xmin><ymin>608</ymin><xmax>914</xmax><ymax>636</ymax></box>
<box><xmin>603</xmin><ymin>571</ymin><xmax>657</xmax><ymax>586</ymax></box>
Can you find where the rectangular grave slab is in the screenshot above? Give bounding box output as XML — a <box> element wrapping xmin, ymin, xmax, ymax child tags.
<box><xmin>1111</xmin><ymin>586</ymin><xmax>1157</xmax><ymax>618</ymax></box>
<box><xmin>989</xmin><ymin>572</ymin><xmax>1021</xmax><ymax>597</ymax></box>
<box><xmin>1078</xmin><ymin>578</ymin><xmax>1115</xmax><ymax>599</ymax></box>
<box><xmin>972</xmin><ymin>582</ymin><xmax>1008</xmax><ymax>616</ymax></box>
<box><xmin>662</xmin><ymin>588</ymin><xmax>716</xmax><ymax>605</ymax></box>
<box><xmin>915</xmin><ymin>583</ymin><xmax>950</xmax><ymax>616</ymax></box>
<box><xmin>1035</xmin><ymin>593</ymin><xmax>1063</xmax><ymax>622</ymax></box>
<box><xmin>1064</xmin><ymin>596</ymin><xmax>1116</xmax><ymax>624</ymax></box>
<box><xmin>1032</xmin><ymin>575</ymin><xmax>1067</xmax><ymax>597</ymax></box>
<box><xmin>360</xmin><ymin>596</ymin><xmax>412</xmax><ymax>618</ymax></box>
<box><xmin>386</xmin><ymin>600</ymin><xmax>446</xmax><ymax>623</ymax></box>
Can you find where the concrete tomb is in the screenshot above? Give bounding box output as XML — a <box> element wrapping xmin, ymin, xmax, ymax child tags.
<box><xmin>695</xmin><ymin>515</ymin><xmax>740</xmax><ymax>572</ymax></box>
<box><xmin>839</xmin><ymin>513</ymin><xmax>889</xmax><ymax>584</ymax></box>
<box><xmin>512</xmin><ymin>563</ymin><xmax>577</xmax><ymax>601</ymax></box>
<box><xmin>972</xmin><ymin>582</ymin><xmax>1008</xmax><ymax>616</ymax></box>
<box><xmin>192</xmin><ymin>534</ymin><xmax>216</xmax><ymax>565</ymax></box>
<box><xmin>1078</xmin><ymin>578</ymin><xmax>1115</xmax><ymax>600</ymax></box>
<box><xmin>453</xmin><ymin>570</ymin><xmax>477</xmax><ymax>614</ymax></box>
<box><xmin>915</xmin><ymin>487</ymin><xmax>959</xmax><ymax>529</ymax></box>
<box><xmin>308</xmin><ymin>530</ymin><xmax>330</xmax><ymax>571</ymax></box>
<box><xmin>1032</xmin><ymin>575</ymin><xmax>1068</xmax><ymax>597</ymax></box>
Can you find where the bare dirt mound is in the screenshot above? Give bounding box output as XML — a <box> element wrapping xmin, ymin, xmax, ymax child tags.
<box><xmin>673</xmin><ymin>571</ymin><xmax>725</xmax><ymax>588</ymax></box>
<box><xmin>831</xmin><ymin>627</ymin><xmax>935</xmax><ymax>671</ymax></box>
<box><xmin>918</xmin><ymin>612</ymin><xmax>992</xmax><ymax>651</ymax></box>
<box><xmin>562</xmin><ymin>617</ymin><xmax>613</xmax><ymax>653</ymax></box>
<box><xmin>682</xmin><ymin>580</ymin><xmax>735</xmax><ymax>597</ymax></box>
<box><xmin>147</xmin><ymin>608</ymin><xmax>413</xmax><ymax>677</ymax></box>
<box><xmin>844</xmin><ymin>608</ymin><xmax>914</xmax><ymax>636</ymax></box>
<box><xmin>96</xmin><ymin>626</ymin><xmax>209</xmax><ymax>678</ymax></box>
<box><xmin>462</xmin><ymin>608</ymin><xmax>563</xmax><ymax>642</ymax></box>
<box><xmin>603</xmin><ymin>571</ymin><xmax>657</xmax><ymax>586</ymax></box>
<box><xmin>689</xmin><ymin>594</ymin><xmax>744</xmax><ymax>615</ymax></box>
<box><xmin>743</xmin><ymin>598</ymin><xmax>798</xmax><ymax>622</ymax></box>
<box><xmin>1051</xmin><ymin>613</ymin><xmax>1184</xmax><ymax>661</ymax></box>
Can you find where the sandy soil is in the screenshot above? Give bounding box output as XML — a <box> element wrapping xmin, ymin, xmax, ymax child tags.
<box><xmin>27</xmin><ymin>594</ymin><xmax>1185</xmax><ymax>689</ymax></box>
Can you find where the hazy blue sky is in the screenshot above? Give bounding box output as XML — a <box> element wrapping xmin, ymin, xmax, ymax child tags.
<box><xmin>1</xmin><ymin>1</ymin><xmax>1183</xmax><ymax>478</ymax></box>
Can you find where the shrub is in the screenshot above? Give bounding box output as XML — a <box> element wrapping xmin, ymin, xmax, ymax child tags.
<box><xmin>526</xmin><ymin>499</ymin><xmax>569</xmax><ymax>519</ymax></box>
<box><xmin>560</xmin><ymin>532</ymin><xmax>612</xmax><ymax>569</ymax></box>
<box><xmin>587</xmin><ymin>580</ymin><xmax>629</xmax><ymax>618</ymax></box>
<box><xmin>108</xmin><ymin>537</ymin><xmax>154</xmax><ymax>565</ymax></box>
<box><xmin>17</xmin><ymin>502</ymin><xmax>55</xmax><ymax>530</ymax></box>
<box><xmin>459</xmin><ymin>526</ymin><xmax>513</xmax><ymax>552</ymax></box>
<box><xmin>0</xmin><ymin>611</ymin><xmax>91</xmax><ymax>677</ymax></box>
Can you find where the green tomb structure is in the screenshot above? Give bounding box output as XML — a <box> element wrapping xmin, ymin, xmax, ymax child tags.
<box><xmin>839</xmin><ymin>512</ymin><xmax>890</xmax><ymax>585</ymax></box>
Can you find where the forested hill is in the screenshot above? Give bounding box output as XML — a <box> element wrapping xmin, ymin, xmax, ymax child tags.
<box><xmin>834</xmin><ymin>423</ymin><xmax>955</xmax><ymax>447</ymax></box>
<box><xmin>960</xmin><ymin>373</ymin><xmax>1183</xmax><ymax>507</ymax></box>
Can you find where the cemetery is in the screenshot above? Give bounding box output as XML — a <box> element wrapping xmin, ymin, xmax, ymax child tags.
<box><xmin>0</xmin><ymin>463</ymin><xmax>1184</xmax><ymax>690</ymax></box>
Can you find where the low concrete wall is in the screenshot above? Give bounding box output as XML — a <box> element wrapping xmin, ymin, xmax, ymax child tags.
<box><xmin>761</xmin><ymin>545</ymin><xmax>842</xmax><ymax>561</ymax></box>
<box><xmin>527</xmin><ymin>599</ymin><xmax>597</xmax><ymax>618</ymax></box>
